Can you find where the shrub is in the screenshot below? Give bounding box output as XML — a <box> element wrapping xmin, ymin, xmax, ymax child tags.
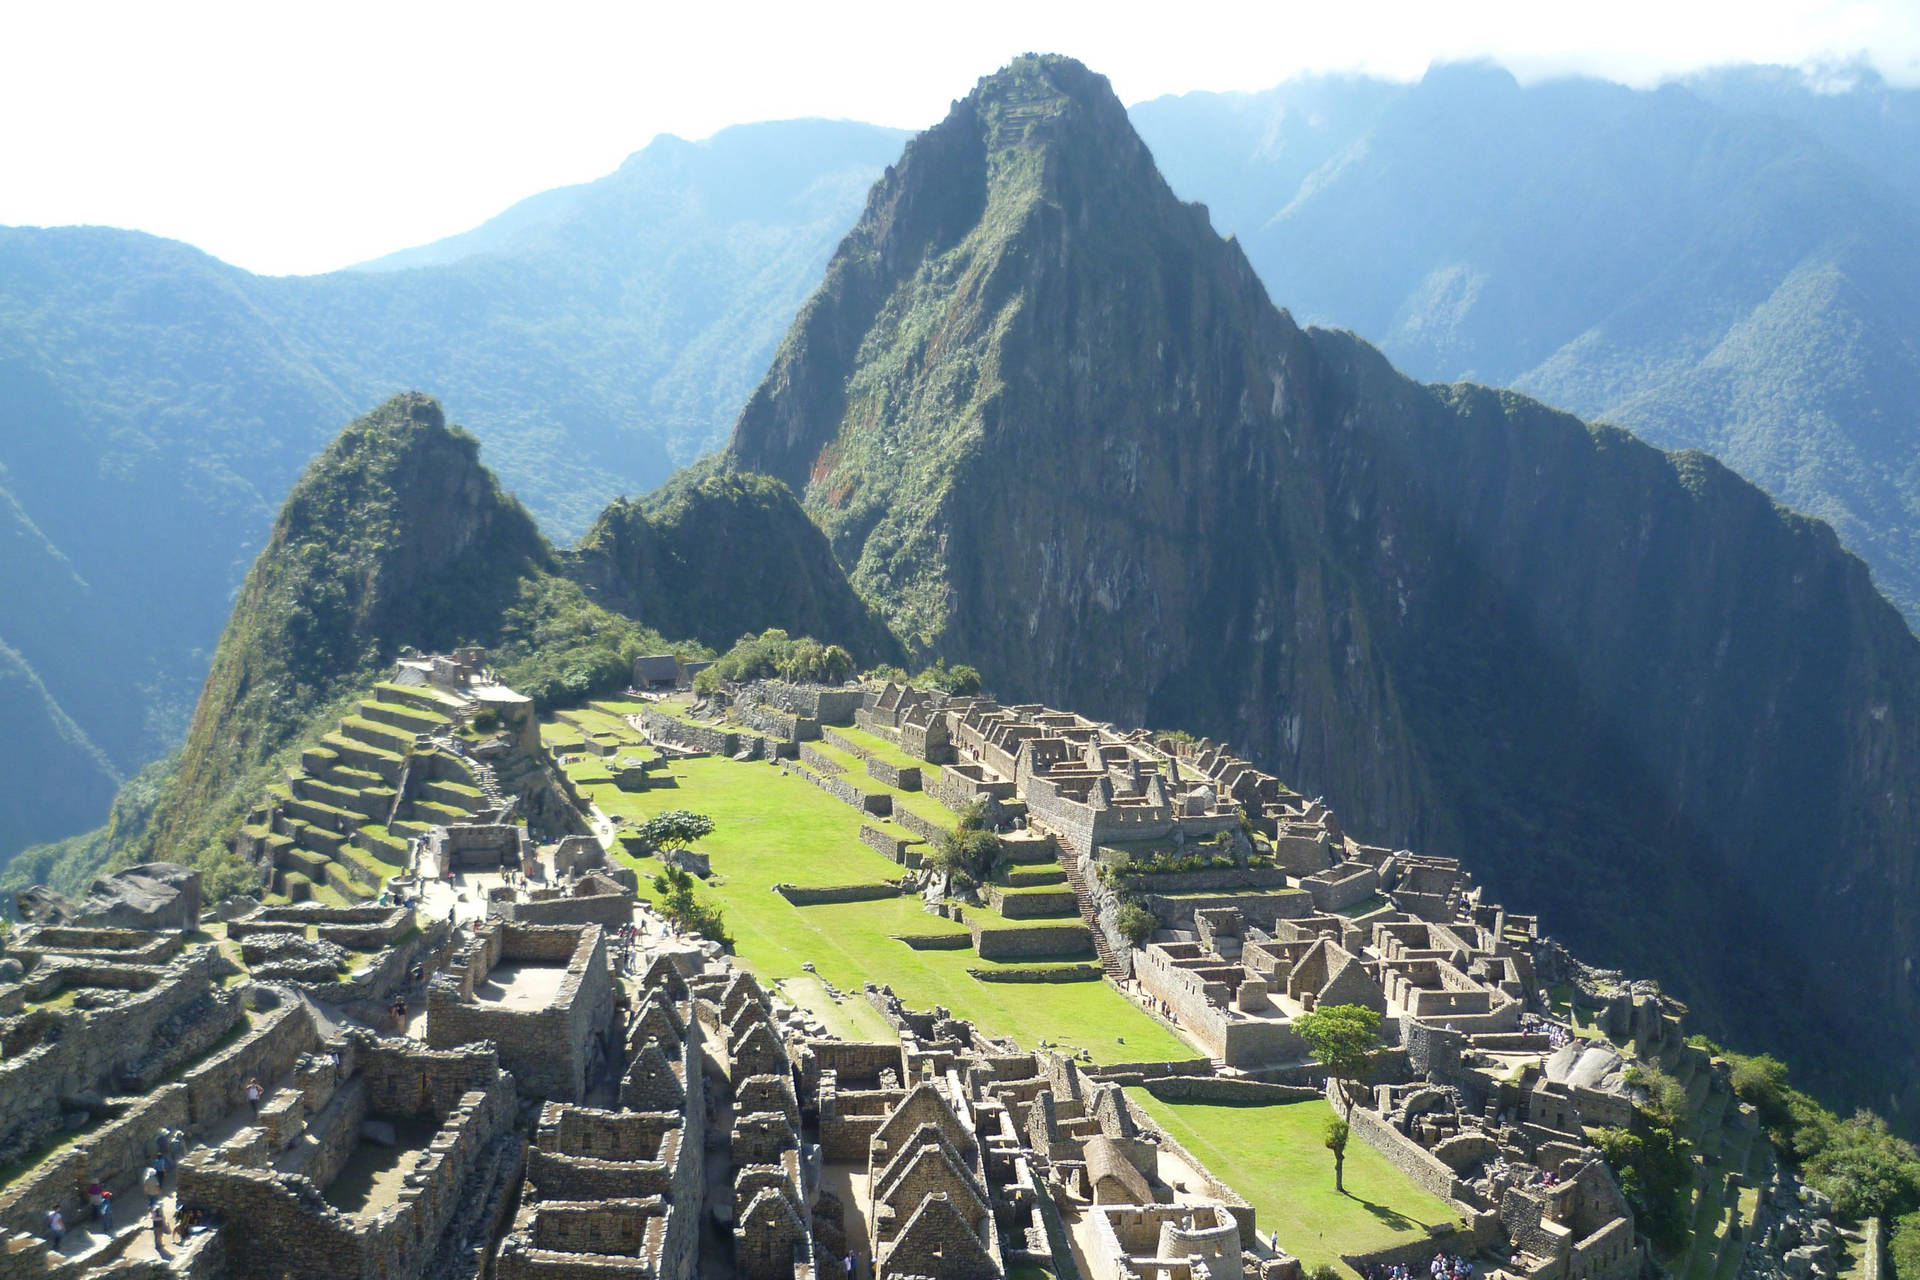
<box><xmin>1115</xmin><ymin>903</ymin><xmax>1157</xmax><ymax>945</ymax></box>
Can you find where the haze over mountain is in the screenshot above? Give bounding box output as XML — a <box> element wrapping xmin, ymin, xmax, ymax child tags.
<box><xmin>727</xmin><ymin>55</ymin><xmax>1920</xmax><ymax>1121</ymax></box>
<box><xmin>0</xmin><ymin>118</ymin><xmax>903</xmax><ymax>858</ymax></box>
<box><xmin>1131</xmin><ymin>60</ymin><xmax>1920</xmax><ymax>622</ymax></box>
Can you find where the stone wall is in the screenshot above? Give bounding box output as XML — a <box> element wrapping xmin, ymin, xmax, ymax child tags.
<box><xmin>928</xmin><ymin>765</ymin><xmax>1014</xmax><ymax>812</ymax></box>
<box><xmin>785</xmin><ymin>762</ymin><xmax>893</xmax><ymax>816</ymax></box>
<box><xmin>859</xmin><ymin>824</ymin><xmax>926</xmax><ymax>868</ymax></box>
<box><xmin>1139</xmin><ymin>1078</ymin><xmax>1322</xmax><ymax>1105</ymax></box>
<box><xmin>734</xmin><ymin>700</ymin><xmax>819</xmax><ymax>743</ymax></box>
<box><xmin>426</xmin><ymin>924</ymin><xmax>617</xmax><ymax>1102</ymax></box>
<box><xmin>749</xmin><ymin>681</ymin><xmax>863</xmax><ymax>725</ymax></box>
<box><xmin>969</xmin><ymin>922</ymin><xmax>1093</xmax><ymax>961</ymax></box>
<box><xmin>1344</xmin><ymin>1097</ymin><xmax>1470</xmax><ymax>1205</ymax></box>
<box><xmin>635</xmin><ymin>707</ymin><xmax>737</xmax><ymax>757</ymax></box>
<box><xmin>0</xmin><ymin>949</ymin><xmax>238</xmax><ymax>1164</ymax></box>
<box><xmin>178</xmin><ymin>1066</ymin><xmax>516</xmax><ymax>1280</ymax></box>
<box><xmin>892</xmin><ymin>806</ymin><xmax>956</xmax><ymax>844</ymax></box>
<box><xmin>776</xmin><ymin>883</ymin><xmax>904</xmax><ymax>906</ymax></box>
<box><xmin>504</xmin><ymin>891</ymin><xmax>634</xmax><ymax>929</ymax></box>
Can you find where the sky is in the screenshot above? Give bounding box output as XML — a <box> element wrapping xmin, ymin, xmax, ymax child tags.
<box><xmin>3</xmin><ymin>0</ymin><xmax>1916</xmax><ymax>276</ymax></box>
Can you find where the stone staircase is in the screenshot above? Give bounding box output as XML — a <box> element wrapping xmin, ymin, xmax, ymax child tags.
<box><xmin>1059</xmin><ymin>845</ymin><xmax>1129</xmax><ymax>981</ymax></box>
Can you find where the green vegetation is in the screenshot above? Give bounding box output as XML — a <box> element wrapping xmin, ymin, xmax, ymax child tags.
<box><xmin>1294</xmin><ymin>1004</ymin><xmax>1383</xmax><ymax>1113</ymax></box>
<box><xmin>1324</xmin><ymin>1114</ymin><xmax>1351</xmax><ymax>1194</ymax></box>
<box><xmin>651</xmin><ymin>865</ymin><xmax>731</xmax><ymax>945</ymax></box>
<box><xmin>1130</xmin><ymin>1092</ymin><xmax>1458</xmax><ymax>1273</ymax></box>
<box><xmin>692</xmin><ymin>628</ymin><xmax>852</xmax><ymax>693</ymax></box>
<box><xmin>1891</xmin><ymin>1211</ymin><xmax>1920</xmax><ymax>1280</ymax></box>
<box><xmin>631</xmin><ymin>810</ymin><xmax>717</xmax><ymax>854</ymax></box>
<box><xmin>911</xmin><ymin>659</ymin><xmax>982</xmax><ymax>696</ymax></box>
<box><xmin>928</xmin><ymin>801</ymin><xmax>1000</xmax><ymax>886</ymax></box>
<box><xmin>492</xmin><ymin>575</ymin><xmax>706</xmax><ymax>713</ymax></box>
<box><xmin>1698</xmin><ymin>1038</ymin><xmax>1920</xmax><ymax>1225</ymax></box>
<box><xmin>1115</xmin><ymin>902</ymin><xmax>1158</xmax><ymax>945</ymax></box>
<box><xmin>571</xmin><ymin>747</ymin><xmax>1186</xmax><ymax>1062</ymax></box>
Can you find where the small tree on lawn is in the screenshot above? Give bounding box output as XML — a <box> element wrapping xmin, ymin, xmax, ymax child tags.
<box><xmin>1324</xmin><ymin>1115</ymin><xmax>1351</xmax><ymax>1194</ymax></box>
<box><xmin>650</xmin><ymin>865</ymin><xmax>732</xmax><ymax>945</ymax></box>
<box><xmin>634</xmin><ymin>810</ymin><xmax>715</xmax><ymax>854</ymax></box>
<box><xmin>1295</xmin><ymin>1003</ymin><xmax>1383</xmax><ymax>1115</ymax></box>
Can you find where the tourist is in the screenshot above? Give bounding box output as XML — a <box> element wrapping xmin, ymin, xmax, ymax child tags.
<box><xmin>172</xmin><ymin>1207</ymin><xmax>191</xmax><ymax>1245</ymax></box>
<box><xmin>244</xmin><ymin>1077</ymin><xmax>263</xmax><ymax>1117</ymax></box>
<box><xmin>142</xmin><ymin>1164</ymin><xmax>162</xmax><ymax>1209</ymax></box>
<box><xmin>167</xmin><ymin>1129</ymin><xmax>184</xmax><ymax>1168</ymax></box>
<box><xmin>86</xmin><ymin>1179</ymin><xmax>106</xmax><ymax>1219</ymax></box>
<box><xmin>46</xmin><ymin>1207</ymin><xmax>64</xmax><ymax>1248</ymax></box>
<box><xmin>98</xmin><ymin>1189</ymin><xmax>114</xmax><ymax>1232</ymax></box>
<box><xmin>150</xmin><ymin>1204</ymin><xmax>167</xmax><ymax>1251</ymax></box>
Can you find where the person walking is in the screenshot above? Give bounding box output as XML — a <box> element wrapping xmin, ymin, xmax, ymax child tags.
<box><xmin>150</xmin><ymin>1204</ymin><xmax>167</xmax><ymax>1251</ymax></box>
<box><xmin>244</xmin><ymin>1077</ymin><xmax>263</xmax><ymax>1117</ymax></box>
<box><xmin>142</xmin><ymin>1164</ymin><xmax>162</xmax><ymax>1209</ymax></box>
<box><xmin>46</xmin><ymin>1207</ymin><xmax>64</xmax><ymax>1249</ymax></box>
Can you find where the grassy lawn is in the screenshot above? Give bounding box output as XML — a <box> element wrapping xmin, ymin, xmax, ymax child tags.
<box><xmin>566</xmin><ymin>747</ymin><xmax>1191</xmax><ymax>1063</ymax></box>
<box><xmin>831</xmin><ymin>724</ymin><xmax>944</xmax><ymax>783</ymax></box>
<box><xmin>770</xmin><ymin>974</ymin><xmax>901</xmax><ymax>1042</ymax></box>
<box><xmin>809</xmin><ymin>738</ymin><xmax>958</xmax><ymax>828</ymax></box>
<box><xmin>559</xmin><ymin>706</ymin><xmax>647</xmax><ymax>739</ymax></box>
<box><xmin>1129</xmin><ymin>1092</ymin><xmax>1460</xmax><ymax>1274</ymax></box>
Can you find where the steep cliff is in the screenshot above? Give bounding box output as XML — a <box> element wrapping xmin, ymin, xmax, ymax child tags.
<box><xmin>570</xmin><ymin>472</ymin><xmax>903</xmax><ymax>663</ymax></box>
<box><xmin>148</xmin><ymin>393</ymin><xmax>550</xmax><ymax>864</ymax></box>
<box><xmin>729</xmin><ymin>56</ymin><xmax>1920</xmax><ymax>1115</ymax></box>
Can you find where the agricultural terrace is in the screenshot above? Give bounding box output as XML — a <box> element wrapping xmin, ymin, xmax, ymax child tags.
<box><xmin>549</xmin><ymin>711</ymin><xmax>1191</xmax><ymax>1064</ymax></box>
<box><xmin>1128</xmin><ymin>1091</ymin><xmax>1461</xmax><ymax>1275</ymax></box>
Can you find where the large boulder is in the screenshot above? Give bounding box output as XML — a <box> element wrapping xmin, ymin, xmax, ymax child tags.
<box><xmin>73</xmin><ymin>863</ymin><xmax>203</xmax><ymax>931</ymax></box>
<box><xmin>12</xmin><ymin>884</ymin><xmax>79</xmax><ymax>924</ymax></box>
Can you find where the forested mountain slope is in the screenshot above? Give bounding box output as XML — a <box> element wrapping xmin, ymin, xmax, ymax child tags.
<box><xmin>729</xmin><ymin>55</ymin><xmax>1920</xmax><ymax>1121</ymax></box>
<box><xmin>1131</xmin><ymin>63</ymin><xmax>1920</xmax><ymax>626</ymax></box>
<box><xmin>0</xmin><ymin>118</ymin><xmax>903</xmax><ymax>861</ymax></box>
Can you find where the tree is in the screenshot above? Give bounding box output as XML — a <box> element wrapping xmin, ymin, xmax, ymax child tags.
<box><xmin>634</xmin><ymin>810</ymin><xmax>715</xmax><ymax>853</ymax></box>
<box><xmin>1115</xmin><ymin>903</ymin><xmax>1158</xmax><ymax>946</ymax></box>
<box><xmin>1294</xmin><ymin>1003</ymin><xmax>1382</xmax><ymax>1114</ymax></box>
<box><xmin>650</xmin><ymin>866</ymin><xmax>732</xmax><ymax>945</ymax></box>
<box><xmin>1324</xmin><ymin>1115</ymin><xmax>1351</xmax><ymax>1194</ymax></box>
<box><xmin>1803</xmin><ymin>1112</ymin><xmax>1920</xmax><ymax>1221</ymax></box>
<box><xmin>914</xmin><ymin>658</ymin><xmax>982</xmax><ymax>696</ymax></box>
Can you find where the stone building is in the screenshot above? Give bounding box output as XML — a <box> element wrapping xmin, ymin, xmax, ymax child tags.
<box><xmin>426</xmin><ymin>921</ymin><xmax>619</xmax><ymax>1102</ymax></box>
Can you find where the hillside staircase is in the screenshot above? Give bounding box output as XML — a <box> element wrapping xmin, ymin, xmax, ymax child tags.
<box><xmin>237</xmin><ymin>682</ymin><xmax>493</xmax><ymax>904</ymax></box>
<box><xmin>1059</xmin><ymin>844</ymin><xmax>1129</xmax><ymax>981</ymax></box>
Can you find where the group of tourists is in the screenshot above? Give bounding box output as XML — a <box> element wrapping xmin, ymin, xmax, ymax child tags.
<box><xmin>49</xmin><ymin>1129</ymin><xmax>189</xmax><ymax>1252</ymax></box>
<box><xmin>1362</xmin><ymin>1251</ymin><xmax>1476</xmax><ymax>1280</ymax></box>
<box><xmin>1519</xmin><ymin>1011</ymin><xmax>1577</xmax><ymax>1050</ymax></box>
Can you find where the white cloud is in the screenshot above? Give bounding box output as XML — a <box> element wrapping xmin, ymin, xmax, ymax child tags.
<box><xmin>1</xmin><ymin>0</ymin><xmax>1914</xmax><ymax>275</ymax></box>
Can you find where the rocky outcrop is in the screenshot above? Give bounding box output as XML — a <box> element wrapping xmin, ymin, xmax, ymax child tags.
<box><xmin>728</xmin><ymin>55</ymin><xmax>1920</xmax><ymax>1119</ymax></box>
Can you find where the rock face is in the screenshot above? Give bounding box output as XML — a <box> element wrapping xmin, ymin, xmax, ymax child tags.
<box><xmin>728</xmin><ymin>56</ymin><xmax>1920</xmax><ymax>1117</ymax></box>
<box><xmin>71</xmin><ymin>862</ymin><xmax>203</xmax><ymax>930</ymax></box>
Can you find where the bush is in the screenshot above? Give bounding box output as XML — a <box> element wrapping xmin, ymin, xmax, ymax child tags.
<box><xmin>1594</xmin><ymin>1123</ymin><xmax>1692</xmax><ymax>1250</ymax></box>
<box><xmin>702</xmin><ymin>628</ymin><xmax>853</xmax><ymax>689</ymax></box>
<box><xmin>650</xmin><ymin>865</ymin><xmax>732</xmax><ymax>946</ymax></box>
<box><xmin>1802</xmin><ymin>1113</ymin><xmax>1920</xmax><ymax>1221</ymax></box>
<box><xmin>913</xmin><ymin>658</ymin><xmax>982</xmax><ymax>696</ymax></box>
<box><xmin>1890</xmin><ymin>1210</ymin><xmax>1920</xmax><ymax>1280</ymax></box>
<box><xmin>1115</xmin><ymin>903</ymin><xmax>1157</xmax><ymax>945</ymax></box>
